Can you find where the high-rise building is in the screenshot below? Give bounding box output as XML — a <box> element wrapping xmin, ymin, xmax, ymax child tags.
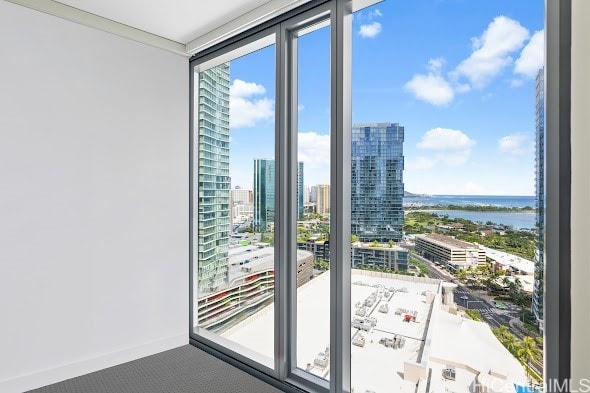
<box><xmin>297</xmin><ymin>162</ymin><xmax>304</xmax><ymax>219</ymax></box>
<box><xmin>532</xmin><ymin>68</ymin><xmax>545</xmax><ymax>330</ymax></box>
<box><xmin>351</xmin><ymin>123</ymin><xmax>404</xmax><ymax>242</ymax></box>
<box><xmin>304</xmin><ymin>186</ymin><xmax>311</xmax><ymax>203</ymax></box>
<box><xmin>253</xmin><ymin>159</ymin><xmax>304</xmax><ymax>231</ymax></box>
<box><xmin>310</xmin><ymin>185</ymin><xmax>318</xmax><ymax>203</ymax></box>
<box><xmin>230</xmin><ymin>186</ymin><xmax>253</xmax><ymax>204</ymax></box>
<box><xmin>253</xmin><ymin>159</ymin><xmax>275</xmax><ymax>232</ymax></box>
<box><xmin>197</xmin><ymin>64</ymin><xmax>231</xmax><ymax>293</ymax></box>
<box><xmin>316</xmin><ymin>184</ymin><xmax>330</xmax><ymax>215</ymax></box>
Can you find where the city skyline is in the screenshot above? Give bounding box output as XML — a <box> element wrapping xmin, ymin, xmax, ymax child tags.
<box><xmin>226</xmin><ymin>0</ymin><xmax>543</xmax><ymax>196</ymax></box>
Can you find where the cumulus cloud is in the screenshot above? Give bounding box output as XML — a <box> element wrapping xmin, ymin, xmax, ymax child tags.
<box><xmin>417</xmin><ymin>127</ymin><xmax>476</xmax><ymax>151</ymax></box>
<box><xmin>514</xmin><ymin>30</ymin><xmax>544</xmax><ymax>78</ymax></box>
<box><xmin>359</xmin><ymin>22</ymin><xmax>382</xmax><ymax>38</ymax></box>
<box><xmin>404</xmin><ymin>58</ymin><xmax>455</xmax><ymax>106</ymax></box>
<box><xmin>416</xmin><ymin>127</ymin><xmax>476</xmax><ymax>166</ymax></box>
<box><xmin>298</xmin><ymin>131</ymin><xmax>330</xmax><ymax>169</ymax></box>
<box><xmin>230</xmin><ymin>79</ymin><xmax>266</xmax><ymax>98</ymax></box>
<box><xmin>498</xmin><ymin>133</ymin><xmax>533</xmax><ymax>156</ymax></box>
<box><xmin>453</xmin><ymin>16</ymin><xmax>529</xmax><ymax>88</ymax></box>
<box><xmin>229</xmin><ymin>79</ymin><xmax>274</xmax><ymax>128</ymax></box>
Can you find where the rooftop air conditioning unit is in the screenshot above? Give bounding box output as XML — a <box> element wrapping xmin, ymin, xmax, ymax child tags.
<box><xmin>352</xmin><ymin>335</ymin><xmax>365</xmax><ymax>347</ymax></box>
<box><xmin>314</xmin><ymin>353</ymin><xmax>328</xmax><ymax>368</ymax></box>
<box><xmin>443</xmin><ymin>366</ymin><xmax>456</xmax><ymax>381</ymax></box>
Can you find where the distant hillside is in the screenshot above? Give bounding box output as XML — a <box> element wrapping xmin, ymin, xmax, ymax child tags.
<box><xmin>404</xmin><ymin>191</ymin><xmax>431</xmax><ymax>198</ymax></box>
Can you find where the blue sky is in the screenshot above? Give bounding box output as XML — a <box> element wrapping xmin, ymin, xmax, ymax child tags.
<box><xmin>223</xmin><ymin>0</ymin><xmax>544</xmax><ymax>196</ymax></box>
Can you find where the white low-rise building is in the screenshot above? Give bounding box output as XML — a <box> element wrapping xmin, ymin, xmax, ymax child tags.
<box><xmin>221</xmin><ymin>269</ymin><xmax>529</xmax><ymax>393</ymax></box>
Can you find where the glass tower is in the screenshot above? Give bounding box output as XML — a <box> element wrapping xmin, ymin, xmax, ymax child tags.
<box><xmin>532</xmin><ymin>68</ymin><xmax>545</xmax><ymax>329</ymax></box>
<box><xmin>197</xmin><ymin>64</ymin><xmax>231</xmax><ymax>293</ymax></box>
<box><xmin>253</xmin><ymin>159</ymin><xmax>276</xmax><ymax>232</ymax></box>
<box><xmin>253</xmin><ymin>159</ymin><xmax>304</xmax><ymax>232</ymax></box>
<box><xmin>351</xmin><ymin>123</ymin><xmax>404</xmax><ymax>242</ymax></box>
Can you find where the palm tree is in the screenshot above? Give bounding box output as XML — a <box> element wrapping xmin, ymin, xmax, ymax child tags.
<box><xmin>494</xmin><ymin>325</ymin><xmax>510</xmax><ymax>341</ymax></box>
<box><xmin>503</xmin><ymin>333</ymin><xmax>519</xmax><ymax>356</ymax></box>
<box><xmin>456</xmin><ymin>269</ymin><xmax>468</xmax><ymax>282</ymax></box>
<box><xmin>517</xmin><ymin>336</ymin><xmax>542</xmax><ymax>377</ymax></box>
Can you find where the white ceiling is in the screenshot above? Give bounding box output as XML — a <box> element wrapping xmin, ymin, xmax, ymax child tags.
<box><xmin>55</xmin><ymin>0</ymin><xmax>273</xmax><ymax>43</ymax></box>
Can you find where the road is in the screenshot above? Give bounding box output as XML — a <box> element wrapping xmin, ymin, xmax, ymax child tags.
<box><xmin>413</xmin><ymin>253</ymin><xmax>544</xmax><ymax>376</ymax></box>
<box><xmin>413</xmin><ymin>253</ymin><xmax>523</xmax><ymax>334</ymax></box>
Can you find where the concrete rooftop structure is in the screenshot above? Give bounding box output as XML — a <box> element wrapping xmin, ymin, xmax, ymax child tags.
<box><xmin>222</xmin><ymin>270</ymin><xmax>529</xmax><ymax>393</ymax></box>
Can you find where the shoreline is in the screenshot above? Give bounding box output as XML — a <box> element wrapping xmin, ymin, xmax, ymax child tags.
<box><xmin>404</xmin><ymin>205</ymin><xmax>536</xmax><ymax>214</ymax></box>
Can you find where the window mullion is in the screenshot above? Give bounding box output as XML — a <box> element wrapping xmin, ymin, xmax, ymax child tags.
<box><xmin>275</xmin><ymin>22</ymin><xmax>289</xmax><ymax>381</ymax></box>
<box><xmin>330</xmin><ymin>1</ymin><xmax>352</xmax><ymax>393</ymax></box>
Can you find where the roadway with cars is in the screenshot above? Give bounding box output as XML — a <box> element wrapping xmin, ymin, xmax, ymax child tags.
<box><xmin>412</xmin><ymin>252</ymin><xmax>544</xmax><ymax>376</ymax></box>
<box><xmin>412</xmin><ymin>253</ymin><xmax>524</xmax><ymax>337</ymax></box>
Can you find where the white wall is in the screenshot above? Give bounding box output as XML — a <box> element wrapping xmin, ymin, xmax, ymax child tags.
<box><xmin>571</xmin><ymin>0</ymin><xmax>590</xmax><ymax>387</ymax></box>
<box><xmin>0</xmin><ymin>2</ymin><xmax>188</xmax><ymax>392</ymax></box>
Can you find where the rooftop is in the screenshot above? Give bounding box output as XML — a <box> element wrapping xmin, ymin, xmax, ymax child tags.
<box><xmin>483</xmin><ymin>246</ymin><xmax>535</xmax><ymax>275</ymax></box>
<box><xmin>220</xmin><ymin>269</ymin><xmax>527</xmax><ymax>393</ymax></box>
<box><xmin>418</xmin><ymin>233</ymin><xmax>480</xmax><ymax>250</ymax></box>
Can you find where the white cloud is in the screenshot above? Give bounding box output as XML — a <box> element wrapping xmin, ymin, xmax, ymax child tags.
<box><xmin>370</xmin><ymin>9</ymin><xmax>383</xmax><ymax>18</ymax></box>
<box><xmin>514</xmin><ymin>30</ymin><xmax>544</xmax><ymax>78</ymax></box>
<box><xmin>229</xmin><ymin>79</ymin><xmax>274</xmax><ymax>128</ymax></box>
<box><xmin>298</xmin><ymin>104</ymin><xmax>304</xmax><ymax>112</ymax></box>
<box><xmin>454</xmin><ymin>16</ymin><xmax>529</xmax><ymax>88</ymax></box>
<box><xmin>404</xmin><ymin>74</ymin><xmax>454</xmax><ymax>106</ymax></box>
<box><xmin>416</xmin><ymin>127</ymin><xmax>476</xmax><ymax>167</ymax></box>
<box><xmin>498</xmin><ymin>133</ymin><xmax>532</xmax><ymax>156</ymax></box>
<box><xmin>230</xmin><ymin>97</ymin><xmax>274</xmax><ymax>128</ymax></box>
<box><xmin>510</xmin><ymin>79</ymin><xmax>524</xmax><ymax>88</ymax></box>
<box><xmin>359</xmin><ymin>22</ymin><xmax>382</xmax><ymax>38</ymax></box>
<box><xmin>417</xmin><ymin>127</ymin><xmax>476</xmax><ymax>151</ymax></box>
<box><xmin>298</xmin><ymin>131</ymin><xmax>330</xmax><ymax>169</ymax></box>
<box><xmin>404</xmin><ymin>58</ymin><xmax>455</xmax><ymax>106</ymax></box>
<box><xmin>230</xmin><ymin>79</ymin><xmax>265</xmax><ymax>98</ymax></box>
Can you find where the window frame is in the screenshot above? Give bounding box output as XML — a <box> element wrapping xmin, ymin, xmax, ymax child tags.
<box><xmin>189</xmin><ymin>0</ymin><xmax>572</xmax><ymax>391</ymax></box>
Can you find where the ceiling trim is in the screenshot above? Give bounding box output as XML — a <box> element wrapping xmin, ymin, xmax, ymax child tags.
<box><xmin>185</xmin><ymin>0</ymin><xmax>310</xmax><ymax>55</ymax></box>
<box><xmin>5</xmin><ymin>0</ymin><xmax>188</xmax><ymax>56</ymax></box>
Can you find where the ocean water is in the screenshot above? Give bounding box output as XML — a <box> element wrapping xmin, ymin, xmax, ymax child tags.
<box><xmin>404</xmin><ymin>195</ymin><xmax>535</xmax><ymax>208</ymax></box>
<box><xmin>429</xmin><ymin>210</ymin><xmax>535</xmax><ymax>229</ymax></box>
<box><xmin>404</xmin><ymin>195</ymin><xmax>537</xmax><ymax>229</ymax></box>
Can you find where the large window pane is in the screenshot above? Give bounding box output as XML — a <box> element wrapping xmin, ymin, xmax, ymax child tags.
<box><xmin>350</xmin><ymin>1</ymin><xmax>545</xmax><ymax>392</ymax></box>
<box><xmin>192</xmin><ymin>37</ymin><xmax>276</xmax><ymax>368</ymax></box>
<box><xmin>294</xmin><ymin>20</ymin><xmax>332</xmax><ymax>380</ymax></box>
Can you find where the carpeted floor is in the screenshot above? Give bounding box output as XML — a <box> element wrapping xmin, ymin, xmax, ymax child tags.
<box><xmin>29</xmin><ymin>345</ymin><xmax>281</xmax><ymax>393</ymax></box>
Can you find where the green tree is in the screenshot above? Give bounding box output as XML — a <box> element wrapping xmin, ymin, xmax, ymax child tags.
<box><xmin>493</xmin><ymin>325</ymin><xmax>510</xmax><ymax>341</ymax></box>
<box><xmin>517</xmin><ymin>336</ymin><xmax>542</xmax><ymax>376</ymax></box>
<box><xmin>502</xmin><ymin>333</ymin><xmax>519</xmax><ymax>355</ymax></box>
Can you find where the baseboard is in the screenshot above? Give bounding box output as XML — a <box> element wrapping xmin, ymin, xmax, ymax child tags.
<box><xmin>0</xmin><ymin>333</ymin><xmax>187</xmax><ymax>393</ymax></box>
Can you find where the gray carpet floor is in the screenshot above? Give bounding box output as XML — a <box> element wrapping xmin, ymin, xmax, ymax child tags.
<box><xmin>29</xmin><ymin>345</ymin><xmax>281</xmax><ymax>393</ymax></box>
